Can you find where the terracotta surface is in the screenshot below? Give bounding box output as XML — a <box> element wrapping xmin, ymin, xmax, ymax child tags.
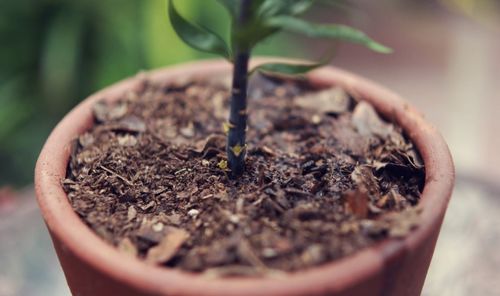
<box><xmin>35</xmin><ymin>59</ymin><xmax>454</xmax><ymax>296</ymax></box>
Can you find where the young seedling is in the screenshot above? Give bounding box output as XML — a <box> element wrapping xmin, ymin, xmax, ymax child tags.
<box><xmin>168</xmin><ymin>0</ymin><xmax>391</xmax><ymax>178</ymax></box>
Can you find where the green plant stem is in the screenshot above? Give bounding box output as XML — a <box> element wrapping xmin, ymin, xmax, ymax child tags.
<box><xmin>227</xmin><ymin>0</ymin><xmax>252</xmax><ymax>178</ymax></box>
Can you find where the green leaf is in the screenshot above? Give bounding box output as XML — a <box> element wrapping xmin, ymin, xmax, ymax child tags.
<box><xmin>251</xmin><ymin>60</ymin><xmax>325</xmax><ymax>76</ymax></box>
<box><xmin>215</xmin><ymin>0</ymin><xmax>239</xmax><ymax>18</ymax></box>
<box><xmin>168</xmin><ymin>0</ymin><xmax>231</xmax><ymax>59</ymax></box>
<box><xmin>266</xmin><ymin>16</ymin><xmax>392</xmax><ymax>53</ymax></box>
<box><xmin>218</xmin><ymin>0</ymin><xmax>315</xmax><ymax>52</ymax></box>
<box><xmin>257</xmin><ymin>0</ymin><xmax>314</xmax><ymax>18</ymax></box>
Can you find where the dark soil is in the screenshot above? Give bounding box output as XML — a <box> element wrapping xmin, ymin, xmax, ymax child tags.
<box><xmin>64</xmin><ymin>73</ymin><xmax>425</xmax><ymax>276</ymax></box>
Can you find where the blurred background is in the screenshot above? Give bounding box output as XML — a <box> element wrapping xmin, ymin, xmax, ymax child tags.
<box><xmin>1</xmin><ymin>0</ymin><xmax>499</xmax><ymax>295</ymax></box>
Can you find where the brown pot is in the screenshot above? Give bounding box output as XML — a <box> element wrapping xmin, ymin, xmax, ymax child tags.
<box><xmin>35</xmin><ymin>59</ymin><xmax>454</xmax><ymax>296</ymax></box>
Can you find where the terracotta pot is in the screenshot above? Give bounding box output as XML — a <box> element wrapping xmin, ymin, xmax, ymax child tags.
<box><xmin>35</xmin><ymin>59</ymin><xmax>454</xmax><ymax>296</ymax></box>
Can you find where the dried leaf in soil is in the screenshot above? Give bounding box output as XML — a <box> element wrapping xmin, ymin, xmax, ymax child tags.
<box><xmin>344</xmin><ymin>189</ymin><xmax>369</xmax><ymax>219</ymax></box>
<box><xmin>384</xmin><ymin>206</ymin><xmax>422</xmax><ymax>238</ymax></box>
<box><xmin>145</xmin><ymin>227</ymin><xmax>189</xmax><ymax>264</ymax></box>
<box><xmin>352</xmin><ymin>101</ymin><xmax>393</xmax><ymax>138</ymax></box>
<box><xmin>118</xmin><ymin>237</ymin><xmax>138</xmax><ymax>257</ymax></box>
<box><xmin>295</xmin><ymin>87</ymin><xmax>350</xmax><ymax>115</ymax></box>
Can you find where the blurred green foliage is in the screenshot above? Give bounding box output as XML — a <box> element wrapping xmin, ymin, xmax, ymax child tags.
<box><xmin>0</xmin><ymin>0</ymin><xmax>295</xmax><ymax>187</ymax></box>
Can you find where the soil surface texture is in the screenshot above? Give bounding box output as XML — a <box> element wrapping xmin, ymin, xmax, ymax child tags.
<box><xmin>64</xmin><ymin>74</ymin><xmax>424</xmax><ymax>276</ymax></box>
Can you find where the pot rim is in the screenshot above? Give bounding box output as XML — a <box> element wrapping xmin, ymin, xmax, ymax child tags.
<box><xmin>35</xmin><ymin>58</ymin><xmax>454</xmax><ymax>296</ymax></box>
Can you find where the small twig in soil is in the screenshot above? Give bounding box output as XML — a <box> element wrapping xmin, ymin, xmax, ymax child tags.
<box><xmin>283</xmin><ymin>188</ymin><xmax>314</xmax><ymax>198</ymax></box>
<box><xmin>99</xmin><ymin>165</ymin><xmax>134</xmax><ymax>186</ymax></box>
<box><xmin>174</xmin><ymin>168</ymin><xmax>188</xmax><ymax>175</ymax></box>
